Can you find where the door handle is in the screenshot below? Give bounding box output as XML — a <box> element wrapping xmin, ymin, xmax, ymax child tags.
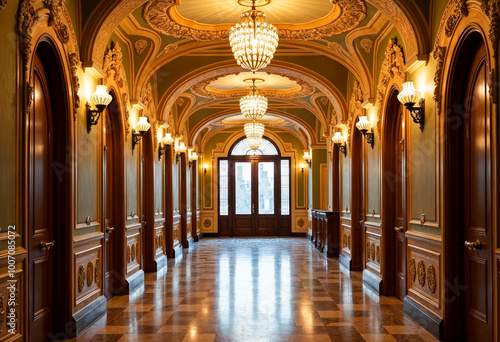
<box><xmin>464</xmin><ymin>239</ymin><xmax>482</xmax><ymax>251</ymax></box>
<box><xmin>141</xmin><ymin>221</ymin><xmax>146</xmax><ymax>229</ymax></box>
<box><xmin>394</xmin><ymin>227</ymin><xmax>403</xmax><ymax>233</ymax></box>
<box><xmin>106</xmin><ymin>226</ymin><xmax>114</xmax><ymax>233</ymax></box>
<box><xmin>40</xmin><ymin>240</ymin><xmax>55</xmax><ymax>251</ymax></box>
<box><xmin>252</xmin><ymin>204</ymin><xmax>255</xmax><ymax>214</ymax></box>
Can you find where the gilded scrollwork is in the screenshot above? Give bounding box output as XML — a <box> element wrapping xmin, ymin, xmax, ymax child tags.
<box><xmin>95</xmin><ymin>258</ymin><xmax>101</xmax><ymax>285</ymax></box>
<box><xmin>0</xmin><ymin>0</ymin><xmax>7</xmax><ymax>10</ymax></box>
<box><xmin>78</xmin><ymin>265</ymin><xmax>85</xmax><ymax>292</ymax></box>
<box><xmin>86</xmin><ymin>261</ymin><xmax>94</xmax><ymax>287</ymax></box>
<box><xmin>347</xmin><ymin>80</ymin><xmax>364</xmax><ymax>149</ymax></box>
<box><xmin>69</xmin><ymin>53</ymin><xmax>80</xmax><ymax>121</ymax></box>
<box><xmin>409</xmin><ymin>257</ymin><xmax>416</xmax><ymax>283</ymax></box>
<box><xmin>432</xmin><ymin>46</ymin><xmax>446</xmax><ymax>115</ymax></box>
<box><xmin>376</xmin><ymin>245</ymin><xmax>380</xmax><ymax>263</ymax></box>
<box><xmin>417</xmin><ymin>260</ymin><xmax>425</xmax><ymax>287</ymax></box>
<box><xmin>43</xmin><ymin>0</ymin><xmax>69</xmax><ymax>44</ymax></box>
<box><xmin>136</xmin><ymin>243</ymin><xmax>140</xmax><ymax>263</ymax></box>
<box><xmin>18</xmin><ymin>0</ymin><xmax>39</xmax><ymax>74</ymax></box>
<box><xmin>376</xmin><ymin>38</ymin><xmax>405</xmax><ymax>136</ymax></box>
<box><xmin>134</xmin><ymin>39</ymin><xmax>148</xmax><ymax>55</ymax></box>
<box><xmin>103</xmin><ymin>42</ymin><xmax>124</xmax><ymax>87</ymax></box>
<box><xmin>427</xmin><ymin>264</ymin><xmax>436</xmax><ymax>293</ymax></box>
<box><xmin>445</xmin><ymin>0</ymin><xmax>468</xmax><ymax>38</ymax></box>
<box><xmin>122</xmin><ymin>93</ymin><xmax>131</xmax><ymax>141</ymax></box>
<box><xmin>360</xmin><ymin>38</ymin><xmax>373</xmax><ymax>53</ymax></box>
<box><xmin>143</xmin><ymin>0</ymin><xmax>365</xmax><ymax>41</ymax></box>
<box><xmin>127</xmin><ymin>245</ymin><xmax>131</xmax><ymax>263</ymax></box>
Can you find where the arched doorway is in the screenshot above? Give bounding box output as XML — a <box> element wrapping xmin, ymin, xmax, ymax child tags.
<box><xmin>102</xmin><ymin>90</ymin><xmax>126</xmax><ymax>299</ymax></box>
<box><xmin>444</xmin><ymin>30</ymin><xmax>492</xmax><ymax>341</ymax></box>
<box><xmin>218</xmin><ymin>137</ymin><xmax>291</xmax><ymax>236</ymax></box>
<box><xmin>28</xmin><ymin>38</ymin><xmax>72</xmax><ymax>340</ymax></box>
<box><xmin>381</xmin><ymin>88</ymin><xmax>406</xmax><ymax>299</ymax></box>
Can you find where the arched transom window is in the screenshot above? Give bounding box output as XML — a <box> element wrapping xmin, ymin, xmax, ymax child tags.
<box><xmin>230</xmin><ymin>137</ymin><xmax>279</xmax><ymax>156</ymax></box>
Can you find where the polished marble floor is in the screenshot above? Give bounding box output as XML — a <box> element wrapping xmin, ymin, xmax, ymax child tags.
<box><xmin>72</xmin><ymin>238</ymin><xmax>437</xmax><ymax>342</ymax></box>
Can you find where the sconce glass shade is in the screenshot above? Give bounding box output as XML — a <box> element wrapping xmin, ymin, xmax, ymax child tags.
<box><xmin>240</xmin><ymin>91</ymin><xmax>267</xmax><ymax>121</ymax></box>
<box><xmin>332</xmin><ymin>132</ymin><xmax>344</xmax><ymax>145</ymax></box>
<box><xmin>177</xmin><ymin>142</ymin><xmax>187</xmax><ymax>154</ymax></box>
<box><xmin>190</xmin><ymin>152</ymin><xmax>198</xmax><ymax>161</ymax></box>
<box><xmin>356</xmin><ymin>116</ymin><xmax>371</xmax><ymax>132</ymax></box>
<box><xmin>397</xmin><ymin>81</ymin><xmax>421</xmax><ymax>105</ymax></box>
<box><xmin>90</xmin><ymin>85</ymin><xmax>112</xmax><ymax>110</ymax></box>
<box><xmin>303</xmin><ymin>151</ymin><xmax>311</xmax><ymax>160</ymax></box>
<box><xmin>244</xmin><ymin>122</ymin><xmax>265</xmax><ymax>139</ymax></box>
<box><xmin>229</xmin><ymin>9</ymin><xmax>279</xmax><ymax>72</ymax></box>
<box><xmin>247</xmin><ymin>138</ymin><xmax>262</xmax><ymax>151</ymax></box>
<box><xmin>162</xmin><ymin>133</ymin><xmax>174</xmax><ymax>145</ymax></box>
<box><xmin>135</xmin><ymin>116</ymin><xmax>151</xmax><ymax>134</ymax></box>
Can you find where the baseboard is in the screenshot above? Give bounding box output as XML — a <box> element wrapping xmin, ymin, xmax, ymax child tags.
<box><xmin>197</xmin><ymin>233</ymin><xmax>203</xmax><ymax>241</ymax></box>
<box><xmin>362</xmin><ymin>269</ymin><xmax>382</xmax><ymax>294</ymax></box>
<box><xmin>403</xmin><ymin>296</ymin><xmax>443</xmax><ymax>340</ymax></box>
<box><xmin>173</xmin><ymin>244</ymin><xmax>183</xmax><ymax>257</ymax></box>
<box><xmin>291</xmin><ymin>232</ymin><xmax>307</xmax><ymax>237</ymax></box>
<box><xmin>339</xmin><ymin>253</ymin><xmax>351</xmax><ymax>270</ymax></box>
<box><xmin>324</xmin><ymin>243</ymin><xmax>340</xmax><ymax>257</ymax></box>
<box><xmin>72</xmin><ymin>295</ymin><xmax>107</xmax><ymax>336</ymax></box>
<box><xmin>203</xmin><ymin>233</ymin><xmax>219</xmax><ymax>237</ymax></box>
<box><xmin>126</xmin><ymin>270</ymin><xmax>144</xmax><ymax>294</ymax></box>
<box><xmin>186</xmin><ymin>237</ymin><xmax>195</xmax><ymax>248</ymax></box>
<box><xmin>154</xmin><ymin>255</ymin><xmax>167</xmax><ymax>272</ymax></box>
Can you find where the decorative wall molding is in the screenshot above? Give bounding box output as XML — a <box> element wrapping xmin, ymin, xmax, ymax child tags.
<box><xmin>122</xmin><ymin>93</ymin><xmax>131</xmax><ymax>140</ymax></box>
<box><xmin>409</xmin><ymin>257</ymin><xmax>416</xmax><ymax>283</ymax></box>
<box><xmin>432</xmin><ymin>46</ymin><xmax>446</xmax><ymax>115</ymax></box>
<box><xmin>445</xmin><ymin>0</ymin><xmax>468</xmax><ymax>38</ymax></box>
<box><xmin>134</xmin><ymin>39</ymin><xmax>148</xmax><ymax>54</ymax></box>
<box><xmin>360</xmin><ymin>38</ymin><xmax>373</xmax><ymax>53</ymax></box>
<box><xmin>143</xmin><ymin>0</ymin><xmax>366</xmax><ymax>41</ymax></box>
<box><xmin>95</xmin><ymin>258</ymin><xmax>101</xmax><ymax>285</ymax></box>
<box><xmin>376</xmin><ymin>38</ymin><xmax>405</xmax><ymax>136</ymax></box>
<box><xmin>489</xmin><ymin>69</ymin><xmax>497</xmax><ymax>104</ymax></box>
<box><xmin>69</xmin><ymin>52</ymin><xmax>81</xmax><ymax>121</ymax></box>
<box><xmin>0</xmin><ymin>0</ymin><xmax>7</xmax><ymax>10</ymax></box>
<box><xmin>347</xmin><ymin>80</ymin><xmax>364</xmax><ymax>149</ymax></box>
<box><xmin>77</xmin><ymin>265</ymin><xmax>85</xmax><ymax>292</ymax></box>
<box><xmin>43</xmin><ymin>0</ymin><xmax>69</xmax><ymax>44</ymax></box>
<box><xmin>18</xmin><ymin>0</ymin><xmax>39</xmax><ymax>74</ymax></box>
<box><xmin>481</xmin><ymin>0</ymin><xmax>499</xmax><ymax>60</ymax></box>
<box><xmin>417</xmin><ymin>260</ymin><xmax>425</xmax><ymax>287</ymax></box>
<box><xmin>86</xmin><ymin>261</ymin><xmax>94</xmax><ymax>287</ymax></box>
<box><xmin>427</xmin><ymin>264</ymin><xmax>436</xmax><ymax>293</ymax></box>
<box><xmin>103</xmin><ymin>42</ymin><xmax>125</xmax><ymax>87</ymax></box>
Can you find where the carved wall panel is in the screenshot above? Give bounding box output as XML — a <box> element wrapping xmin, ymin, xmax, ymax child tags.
<box><xmin>365</xmin><ymin>225</ymin><xmax>381</xmax><ymax>276</ymax></box>
<box><xmin>74</xmin><ymin>241</ymin><xmax>102</xmax><ymax>311</ymax></box>
<box><xmin>126</xmin><ymin>226</ymin><xmax>142</xmax><ymax>275</ymax></box>
<box><xmin>406</xmin><ymin>232</ymin><xmax>441</xmax><ymax>316</ymax></box>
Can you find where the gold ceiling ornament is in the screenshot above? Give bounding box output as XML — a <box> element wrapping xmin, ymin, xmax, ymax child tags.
<box><xmin>239</xmin><ymin>78</ymin><xmax>267</xmax><ymax>120</ymax></box>
<box><xmin>244</xmin><ymin>122</ymin><xmax>265</xmax><ymax>151</ymax></box>
<box><xmin>229</xmin><ymin>0</ymin><xmax>279</xmax><ymax>72</ymax></box>
<box><xmin>143</xmin><ymin>0</ymin><xmax>365</xmax><ymax>42</ymax></box>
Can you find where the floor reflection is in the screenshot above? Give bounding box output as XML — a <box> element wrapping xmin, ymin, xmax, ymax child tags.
<box><xmin>72</xmin><ymin>237</ymin><xmax>437</xmax><ymax>342</ymax></box>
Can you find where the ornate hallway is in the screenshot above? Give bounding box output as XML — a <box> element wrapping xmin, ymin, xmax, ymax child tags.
<box><xmin>71</xmin><ymin>238</ymin><xmax>437</xmax><ymax>342</ymax></box>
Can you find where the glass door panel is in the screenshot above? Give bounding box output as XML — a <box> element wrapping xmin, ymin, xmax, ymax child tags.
<box><xmin>258</xmin><ymin>162</ymin><xmax>274</xmax><ymax>214</ymax></box>
<box><xmin>235</xmin><ymin>162</ymin><xmax>252</xmax><ymax>215</ymax></box>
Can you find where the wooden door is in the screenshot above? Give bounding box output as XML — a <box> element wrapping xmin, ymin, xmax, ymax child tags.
<box><xmin>463</xmin><ymin>41</ymin><xmax>492</xmax><ymax>341</ymax></box>
<box><xmin>29</xmin><ymin>54</ymin><xmax>54</xmax><ymax>342</ymax></box>
<box><xmin>103</xmin><ymin>108</ymin><xmax>115</xmax><ymax>299</ymax></box>
<box><xmin>230</xmin><ymin>159</ymin><xmax>279</xmax><ymax>236</ymax></box>
<box><xmin>394</xmin><ymin>105</ymin><xmax>405</xmax><ymax>300</ymax></box>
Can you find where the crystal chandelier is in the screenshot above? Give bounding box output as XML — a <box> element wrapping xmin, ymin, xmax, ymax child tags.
<box><xmin>228</xmin><ymin>0</ymin><xmax>279</xmax><ymax>72</ymax></box>
<box><xmin>240</xmin><ymin>78</ymin><xmax>267</xmax><ymax>120</ymax></box>
<box><xmin>244</xmin><ymin>122</ymin><xmax>265</xmax><ymax>151</ymax></box>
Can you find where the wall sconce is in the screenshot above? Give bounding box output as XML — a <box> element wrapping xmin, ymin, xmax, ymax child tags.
<box><xmin>86</xmin><ymin>85</ymin><xmax>112</xmax><ymax>133</ymax></box>
<box><xmin>132</xmin><ymin>117</ymin><xmax>151</xmax><ymax>152</ymax></box>
<box><xmin>303</xmin><ymin>151</ymin><xmax>311</xmax><ymax>167</ymax></box>
<box><xmin>175</xmin><ymin>142</ymin><xmax>187</xmax><ymax>163</ymax></box>
<box><xmin>397</xmin><ymin>81</ymin><xmax>425</xmax><ymax>131</ymax></box>
<box><xmin>356</xmin><ymin>116</ymin><xmax>374</xmax><ymax>148</ymax></box>
<box><xmin>188</xmin><ymin>150</ymin><xmax>198</xmax><ymax>168</ymax></box>
<box><xmin>300</xmin><ymin>164</ymin><xmax>306</xmax><ymax>173</ymax></box>
<box><xmin>204</xmin><ymin>164</ymin><xmax>208</xmax><ymax>174</ymax></box>
<box><xmin>332</xmin><ymin>132</ymin><xmax>347</xmax><ymax>157</ymax></box>
<box><xmin>158</xmin><ymin>133</ymin><xmax>174</xmax><ymax>160</ymax></box>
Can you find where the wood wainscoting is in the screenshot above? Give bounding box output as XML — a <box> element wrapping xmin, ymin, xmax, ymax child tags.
<box><xmin>363</xmin><ymin>220</ymin><xmax>382</xmax><ymax>293</ymax></box>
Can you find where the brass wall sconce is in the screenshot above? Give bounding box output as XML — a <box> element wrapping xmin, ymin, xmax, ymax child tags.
<box><xmin>303</xmin><ymin>151</ymin><xmax>311</xmax><ymax>167</ymax></box>
<box><xmin>175</xmin><ymin>141</ymin><xmax>187</xmax><ymax>163</ymax></box>
<box><xmin>86</xmin><ymin>85</ymin><xmax>112</xmax><ymax>133</ymax></box>
<box><xmin>158</xmin><ymin>133</ymin><xmax>174</xmax><ymax>160</ymax></box>
<box><xmin>397</xmin><ymin>81</ymin><xmax>425</xmax><ymax>131</ymax></box>
<box><xmin>332</xmin><ymin>132</ymin><xmax>347</xmax><ymax>156</ymax></box>
<box><xmin>132</xmin><ymin>116</ymin><xmax>151</xmax><ymax>152</ymax></box>
<box><xmin>356</xmin><ymin>116</ymin><xmax>374</xmax><ymax>148</ymax></box>
<box><xmin>188</xmin><ymin>150</ymin><xmax>198</xmax><ymax>168</ymax></box>
<box><xmin>300</xmin><ymin>164</ymin><xmax>306</xmax><ymax>173</ymax></box>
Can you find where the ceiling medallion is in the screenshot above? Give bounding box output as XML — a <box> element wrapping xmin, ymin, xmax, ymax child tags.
<box><xmin>229</xmin><ymin>0</ymin><xmax>278</xmax><ymax>72</ymax></box>
<box><xmin>143</xmin><ymin>0</ymin><xmax>366</xmax><ymax>42</ymax></box>
<box><xmin>240</xmin><ymin>78</ymin><xmax>267</xmax><ymax>120</ymax></box>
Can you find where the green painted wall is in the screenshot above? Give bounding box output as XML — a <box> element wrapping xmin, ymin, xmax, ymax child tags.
<box><xmin>311</xmin><ymin>148</ymin><xmax>326</xmax><ymax>209</ymax></box>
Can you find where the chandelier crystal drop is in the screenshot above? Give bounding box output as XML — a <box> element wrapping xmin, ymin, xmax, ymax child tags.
<box><xmin>244</xmin><ymin>122</ymin><xmax>265</xmax><ymax>151</ymax></box>
<box><xmin>228</xmin><ymin>1</ymin><xmax>279</xmax><ymax>72</ymax></box>
<box><xmin>239</xmin><ymin>79</ymin><xmax>267</xmax><ymax>121</ymax></box>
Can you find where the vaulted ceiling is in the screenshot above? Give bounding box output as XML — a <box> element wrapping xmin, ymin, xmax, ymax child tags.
<box><xmin>80</xmin><ymin>0</ymin><xmax>431</xmax><ymax>149</ymax></box>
